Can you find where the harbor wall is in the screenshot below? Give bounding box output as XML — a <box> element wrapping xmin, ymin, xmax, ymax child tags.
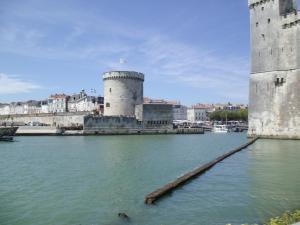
<box><xmin>16</xmin><ymin>126</ymin><xmax>62</xmax><ymax>135</ymax></box>
<box><xmin>0</xmin><ymin>112</ymin><xmax>89</xmax><ymax>127</ymax></box>
<box><xmin>83</xmin><ymin>115</ymin><xmax>203</xmax><ymax>135</ymax></box>
<box><xmin>83</xmin><ymin>115</ymin><xmax>172</xmax><ymax>134</ymax></box>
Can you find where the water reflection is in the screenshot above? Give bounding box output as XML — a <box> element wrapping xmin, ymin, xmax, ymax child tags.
<box><xmin>248</xmin><ymin>139</ymin><xmax>300</xmax><ymax>223</ymax></box>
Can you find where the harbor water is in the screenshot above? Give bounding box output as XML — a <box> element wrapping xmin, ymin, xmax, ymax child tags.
<box><xmin>0</xmin><ymin>133</ymin><xmax>300</xmax><ymax>225</ymax></box>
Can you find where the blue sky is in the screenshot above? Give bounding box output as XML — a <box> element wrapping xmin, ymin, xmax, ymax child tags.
<box><xmin>0</xmin><ymin>0</ymin><xmax>250</xmax><ymax>105</ymax></box>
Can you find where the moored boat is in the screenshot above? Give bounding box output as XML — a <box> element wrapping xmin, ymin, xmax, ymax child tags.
<box><xmin>212</xmin><ymin>124</ymin><xmax>228</xmax><ymax>133</ymax></box>
<box><xmin>0</xmin><ymin>127</ymin><xmax>18</xmax><ymax>141</ymax></box>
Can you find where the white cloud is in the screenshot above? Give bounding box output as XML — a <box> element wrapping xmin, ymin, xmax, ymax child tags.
<box><xmin>135</xmin><ymin>35</ymin><xmax>250</xmax><ymax>101</ymax></box>
<box><xmin>0</xmin><ymin>73</ymin><xmax>41</xmax><ymax>94</ymax></box>
<box><xmin>0</xmin><ymin>2</ymin><xmax>250</xmax><ymax>102</ymax></box>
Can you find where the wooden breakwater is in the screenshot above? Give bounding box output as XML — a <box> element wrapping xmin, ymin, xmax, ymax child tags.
<box><xmin>144</xmin><ymin>137</ymin><xmax>259</xmax><ymax>205</ymax></box>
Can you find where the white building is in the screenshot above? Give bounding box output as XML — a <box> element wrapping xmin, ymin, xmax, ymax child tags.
<box><xmin>23</xmin><ymin>101</ymin><xmax>43</xmax><ymax>114</ymax></box>
<box><xmin>9</xmin><ymin>102</ymin><xmax>25</xmax><ymax>115</ymax></box>
<box><xmin>187</xmin><ymin>105</ymin><xmax>214</xmax><ymax>122</ymax></box>
<box><xmin>0</xmin><ymin>104</ymin><xmax>10</xmax><ymax>115</ymax></box>
<box><xmin>41</xmin><ymin>104</ymin><xmax>49</xmax><ymax>114</ymax></box>
<box><xmin>68</xmin><ymin>90</ymin><xmax>104</xmax><ymax>113</ymax></box>
<box><xmin>48</xmin><ymin>94</ymin><xmax>69</xmax><ymax>113</ymax></box>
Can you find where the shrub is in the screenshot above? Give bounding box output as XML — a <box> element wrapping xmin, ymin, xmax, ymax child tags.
<box><xmin>264</xmin><ymin>210</ymin><xmax>300</xmax><ymax>225</ymax></box>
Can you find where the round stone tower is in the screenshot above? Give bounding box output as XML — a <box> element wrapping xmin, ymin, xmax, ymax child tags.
<box><xmin>103</xmin><ymin>71</ymin><xmax>144</xmax><ymax>117</ymax></box>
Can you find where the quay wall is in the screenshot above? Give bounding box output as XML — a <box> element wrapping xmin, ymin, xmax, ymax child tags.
<box><xmin>0</xmin><ymin>112</ymin><xmax>89</xmax><ymax>127</ymax></box>
<box><xmin>83</xmin><ymin>115</ymin><xmax>203</xmax><ymax>135</ymax></box>
<box><xmin>83</xmin><ymin>115</ymin><xmax>165</xmax><ymax>135</ymax></box>
<box><xmin>16</xmin><ymin>126</ymin><xmax>62</xmax><ymax>135</ymax></box>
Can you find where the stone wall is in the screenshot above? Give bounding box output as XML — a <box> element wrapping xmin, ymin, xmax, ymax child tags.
<box><xmin>83</xmin><ymin>111</ymin><xmax>173</xmax><ymax>134</ymax></box>
<box><xmin>0</xmin><ymin>112</ymin><xmax>89</xmax><ymax>127</ymax></box>
<box><xmin>142</xmin><ymin>104</ymin><xmax>173</xmax><ymax>130</ymax></box>
<box><xmin>248</xmin><ymin>0</ymin><xmax>300</xmax><ymax>139</ymax></box>
<box><xmin>84</xmin><ymin>115</ymin><xmax>142</xmax><ymax>134</ymax></box>
<box><xmin>103</xmin><ymin>71</ymin><xmax>144</xmax><ymax>117</ymax></box>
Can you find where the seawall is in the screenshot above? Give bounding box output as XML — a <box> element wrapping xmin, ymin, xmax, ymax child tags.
<box><xmin>0</xmin><ymin>112</ymin><xmax>89</xmax><ymax>127</ymax></box>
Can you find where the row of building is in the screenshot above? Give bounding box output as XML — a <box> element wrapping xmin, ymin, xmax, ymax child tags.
<box><xmin>143</xmin><ymin>98</ymin><xmax>247</xmax><ymax>122</ymax></box>
<box><xmin>0</xmin><ymin>90</ymin><xmax>104</xmax><ymax>115</ymax></box>
<box><xmin>0</xmin><ymin>91</ymin><xmax>246</xmax><ymax>123</ymax></box>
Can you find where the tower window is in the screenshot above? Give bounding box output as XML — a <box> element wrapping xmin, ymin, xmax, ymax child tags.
<box><xmin>106</xmin><ymin>103</ymin><xmax>110</xmax><ymax>107</ymax></box>
<box><xmin>268</xmin><ymin>18</ymin><xmax>271</xmax><ymax>23</ymax></box>
<box><xmin>109</xmin><ymin>88</ymin><xmax>112</xmax><ymax>93</ymax></box>
<box><xmin>275</xmin><ymin>77</ymin><xmax>285</xmax><ymax>86</ymax></box>
<box><xmin>261</xmin><ymin>7</ymin><xmax>264</xmax><ymax>11</ymax></box>
<box><xmin>256</xmin><ymin>22</ymin><xmax>259</xmax><ymax>27</ymax></box>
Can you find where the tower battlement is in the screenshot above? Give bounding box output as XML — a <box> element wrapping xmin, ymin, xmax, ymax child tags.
<box><xmin>103</xmin><ymin>71</ymin><xmax>144</xmax><ymax>81</ymax></box>
<box><xmin>248</xmin><ymin>0</ymin><xmax>274</xmax><ymax>9</ymax></box>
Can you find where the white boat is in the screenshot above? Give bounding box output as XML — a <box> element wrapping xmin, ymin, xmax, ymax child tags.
<box><xmin>213</xmin><ymin>124</ymin><xmax>228</xmax><ymax>133</ymax></box>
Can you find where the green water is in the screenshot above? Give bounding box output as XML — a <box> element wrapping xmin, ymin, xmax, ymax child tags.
<box><xmin>0</xmin><ymin>133</ymin><xmax>300</xmax><ymax>225</ymax></box>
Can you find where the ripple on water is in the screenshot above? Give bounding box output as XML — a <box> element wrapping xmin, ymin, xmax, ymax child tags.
<box><xmin>0</xmin><ymin>134</ymin><xmax>300</xmax><ymax>225</ymax></box>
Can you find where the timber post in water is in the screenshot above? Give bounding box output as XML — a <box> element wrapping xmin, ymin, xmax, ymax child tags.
<box><xmin>144</xmin><ymin>137</ymin><xmax>259</xmax><ymax>205</ymax></box>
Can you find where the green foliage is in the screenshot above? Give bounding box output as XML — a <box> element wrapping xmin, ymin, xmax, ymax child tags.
<box><xmin>264</xmin><ymin>210</ymin><xmax>300</xmax><ymax>225</ymax></box>
<box><xmin>209</xmin><ymin>109</ymin><xmax>248</xmax><ymax>122</ymax></box>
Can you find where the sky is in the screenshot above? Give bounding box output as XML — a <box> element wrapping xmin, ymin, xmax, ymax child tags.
<box><xmin>0</xmin><ymin>0</ymin><xmax>250</xmax><ymax>105</ymax></box>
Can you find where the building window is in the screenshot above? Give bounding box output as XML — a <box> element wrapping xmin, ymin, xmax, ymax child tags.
<box><xmin>268</xmin><ymin>18</ymin><xmax>271</xmax><ymax>23</ymax></box>
<box><xmin>256</xmin><ymin>22</ymin><xmax>259</xmax><ymax>27</ymax></box>
<box><xmin>106</xmin><ymin>103</ymin><xmax>110</xmax><ymax>107</ymax></box>
<box><xmin>109</xmin><ymin>88</ymin><xmax>112</xmax><ymax>93</ymax></box>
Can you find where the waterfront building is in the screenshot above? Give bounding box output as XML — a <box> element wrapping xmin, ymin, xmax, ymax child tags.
<box><xmin>22</xmin><ymin>101</ymin><xmax>43</xmax><ymax>114</ymax></box>
<box><xmin>187</xmin><ymin>104</ymin><xmax>213</xmax><ymax>122</ymax></box>
<box><xmin>248</xmin><ymin>0</ymin><xmax>300</xmax><ymax>139</ymax></box>
<box><xmin>144</xmin><ymin>97</ymin><xmax>187</xmax><ymax>121</ymax></box>
<box><xmin>135</xmin><ymin>103</ymin><xmax>173</xmax><ymax>129</ymax></box>
<box><xmin>223</xmin><ymin>104</ymin><xmax>242</xmax><ymax>111</ymax></box>
<box><xmin>9</xmin><ymin>102</ymin><xmax>26</xmax><ymax>115</ymax></box>
<box><xmin>41</xmin><ymin>103</ymin><xmax>49</xmax><ymax>114</ymax></box>
<box><xmin>0</xmin><ymin>101</ymin><xmax>44</xmax><ymax>115</ymax></box>
<box><xmin>172</xmin><ymin>104</ymin><xmax>188</xmax><ymax>121</ymax></box>
<box><xmin>48</xmin><ymin>94</ymin><xmax>69</xmax><ymax>113</ymax></box>
<box><xmin>0</xmin><ymin>104</ymin><xmax>10</xmax><ymax>115</ymax></box>
<box><xmin>68</xmin><ymin>90</ymin><xmax>104</xmax><ymax>113</ymax></box>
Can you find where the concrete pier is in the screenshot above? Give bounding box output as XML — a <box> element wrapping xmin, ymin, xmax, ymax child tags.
<box><xmin>144</xmin><ymin>137</ymin><xmax>259</xmax><ymax>204</ymax></box>
<box><xmin>16</xmin><ymin>126</ymin><xmax>63</xmax><ymax>135</ymax></box>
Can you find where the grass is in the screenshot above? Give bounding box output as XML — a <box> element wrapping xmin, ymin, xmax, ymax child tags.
<box><xmin>264</xmin><ymin>210</ymin><xmax>300</xmax><ymax>225</ymax></box>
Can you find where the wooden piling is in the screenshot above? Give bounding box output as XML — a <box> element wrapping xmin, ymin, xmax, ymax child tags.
<box><xmin>144</xmin><ymin>137</ymin><xmax>259</xmax><ymax>205</ymax></box>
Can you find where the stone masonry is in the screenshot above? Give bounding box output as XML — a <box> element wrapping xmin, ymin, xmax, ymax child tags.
<box><xmin>248</xmin><ymin>0</ymin><xmax>300</xmax><ymax>139</ymax></box>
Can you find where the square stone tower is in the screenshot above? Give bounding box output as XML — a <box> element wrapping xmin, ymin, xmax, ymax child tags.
<box><xmin>248</xmin><ymin>0</ymin><xmax>300</xmax><ymax>139</ymax></box>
